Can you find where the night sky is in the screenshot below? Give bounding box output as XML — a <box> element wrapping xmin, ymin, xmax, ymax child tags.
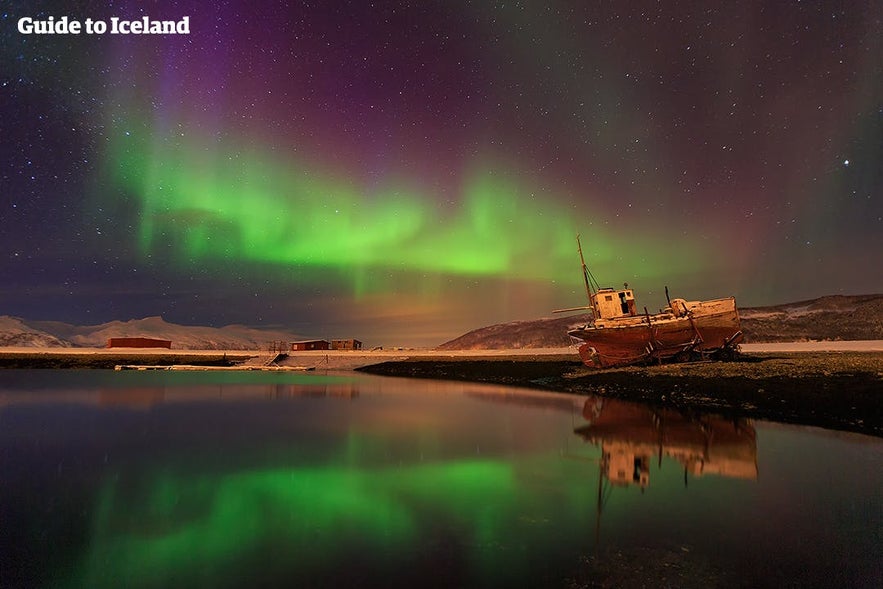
<box><xmin>2</xmin><ymin>1</ymin><xmax>881</xmax><ymax>346</ymax></box>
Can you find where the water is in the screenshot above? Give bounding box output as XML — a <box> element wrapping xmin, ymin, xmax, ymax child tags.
<box><xmin>1</xmin><ymin>370</ymin><xmax>880</xmax><ymax>588</ymax></box>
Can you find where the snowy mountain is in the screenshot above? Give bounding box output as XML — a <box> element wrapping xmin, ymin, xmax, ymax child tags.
<box><xmin>0</xmin><ymin>316</ymin><xmax>73</xmax><ymax>348</ymax></box>
<box><xmin>0</xmin><ymin>316</ymin><xmax>306</xmax><ymax>350</ymax></box>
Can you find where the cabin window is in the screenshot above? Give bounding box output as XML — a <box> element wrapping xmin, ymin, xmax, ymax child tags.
<box><xmin>618</xmin><ymin>291</ymin><xmax>629</xmax><ymax>314</ymax></box>
<box><xmin>605</xmin><ymin>295</ymin><xmax>613</xmax><ymax>301</ymax></box>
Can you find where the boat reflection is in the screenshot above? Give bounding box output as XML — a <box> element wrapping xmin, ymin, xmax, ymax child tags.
<box><xmin>574</xmin><ymin>396</ymin><xmax>757</xmax><ymax>489</ymax></box>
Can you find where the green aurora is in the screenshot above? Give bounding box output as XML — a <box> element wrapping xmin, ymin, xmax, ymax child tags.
<box><xmin>103</xmin><ymin>121</ymin><xmax>706</xmax><ymax>297</ymax></box>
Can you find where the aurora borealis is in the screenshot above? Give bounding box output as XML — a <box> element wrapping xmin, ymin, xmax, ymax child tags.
<box><xmin>2</xmin><ymin>1</ymin><xmax>881</xmax><ymax>345</ymax></box>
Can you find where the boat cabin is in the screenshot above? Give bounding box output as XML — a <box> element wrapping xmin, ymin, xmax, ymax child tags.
<box><xmin>592</xmin><ymin>287</ymin><xmax>637</xmax><ymax>319</ymax></box>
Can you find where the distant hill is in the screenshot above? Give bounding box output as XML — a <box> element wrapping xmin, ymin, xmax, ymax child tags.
<box><xmin>739</xmin><ymin>294</ymin><xmax>883</xmax><ymax>343</ymax></box>
<box><xmin>0</xmin><ymin>316</ymin><xmax>73</xmax><ymax>348</ymax></box>
<box><xmin>0</xmin><ymin>316</ymin><xmax>305</xmax><ymax>350</ymax></box>
<box><xmin>438</xmin><ymin>294</ymin><xmax>883</xmax><ymax>350</ymax></box>
<box><xmin>437</xmin><ymin>314</ymin><xmax>590</xmax><ymax>350</ymax></box>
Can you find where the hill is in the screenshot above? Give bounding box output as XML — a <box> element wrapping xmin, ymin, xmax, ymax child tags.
<box><xmin>0</xmin><ymin>316</ymin><xmax>73</xmax><ymax>348</ymax></box>
<box><xmin>739</xmin><ymin>294</ymin><xmax>883</xmax><ymax>342</ymax></box>
<box><xmin>438</xmin><ymin>294</ymin><xmax>883</xmax><ymax>350</ymax></box>
<box><xmin>437</xmin><ymin>314</ymin><xmax>589</xmax><ymax>350</ymax></box>
<box><xmin>0</xmin><ymin>316</ymin><xmax>305</xmax><ymax>350</ymax></box>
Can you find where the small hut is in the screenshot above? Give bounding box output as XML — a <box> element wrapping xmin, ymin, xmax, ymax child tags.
<box><xmin>331</xmin><ymin>339</ymin><xmax>362</xmax><ymax>351</ymax></box>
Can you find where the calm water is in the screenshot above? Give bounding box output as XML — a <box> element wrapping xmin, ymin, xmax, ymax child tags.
<box><xmin>1</xmin><ymin>370</ymin><xmax>880</xmax><ymax>588</ymax></box>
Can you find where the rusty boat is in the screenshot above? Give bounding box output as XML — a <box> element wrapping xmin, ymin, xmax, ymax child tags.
<box><xmin>555</xmin><ymin>236</ymin><xmax>743</xmax><ymax>368</ymax></box>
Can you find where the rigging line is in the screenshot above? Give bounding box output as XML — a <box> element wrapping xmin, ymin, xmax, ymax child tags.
<box><xmin>586</xmin><ymin>267</ymin><xmax>601</xmax><ymax>293</ymax></box>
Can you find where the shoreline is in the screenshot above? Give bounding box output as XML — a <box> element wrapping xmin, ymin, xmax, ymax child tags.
<box><xmin>359</xmin><ymin>350</ymin><xmax>883</xmax><ymax>439</ymax></box>
<box><xmin>1</xmin><ymin>344</ymin><xmax>881</xmax><ymax>438</ymax></box>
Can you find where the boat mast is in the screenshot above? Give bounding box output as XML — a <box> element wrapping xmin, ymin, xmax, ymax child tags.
<box><xmin>551</xmin><ymin>234</ymin><xmax>601</xmax><ymax>317</ymax></box>
<box><xmin>576</xmin><ymin>234</ymin><xmax>595</xmax><ymax>301</ymax></box>
<box><xmin>576</xmin><ymin>234</ymin><xmax>603</xmax><ymax>299</ymax></box>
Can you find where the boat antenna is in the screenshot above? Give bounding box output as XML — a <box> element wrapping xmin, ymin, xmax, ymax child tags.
<box><xmin>577</xmin><ymin>234</ymin><xmax>601</xmax><ymax>299</ymax></box>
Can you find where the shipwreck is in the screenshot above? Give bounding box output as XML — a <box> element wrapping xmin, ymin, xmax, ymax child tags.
<box><xmin>555</xmin><ymin>236</ymin><xmax>743</xmax><ymax>368</ymax></box>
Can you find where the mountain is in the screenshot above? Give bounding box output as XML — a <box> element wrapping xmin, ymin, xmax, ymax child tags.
<box><xmin>0</xmin><ymin>316</ymin><xmax>73</xmax><ymax>348</ymax></box>
<box><xmin>739</xmin><ymin>294</ymin><xmax>883</xmax><ymax>343</ymax></box>
<box><xmin>437</xmin><ymin>294</ymin><xmax>883</xmax><ymax>350</ymax></box>
<box><xmin>0</xmin><ymin>316</ymin><xmax>306</xmax><ymax>350</ymax></box>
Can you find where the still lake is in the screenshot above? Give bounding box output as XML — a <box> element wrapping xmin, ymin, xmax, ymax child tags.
<box><xmin>1</xmin><ymin>370</ymin><xmax>880</xmax><ymax>588</ymax></box>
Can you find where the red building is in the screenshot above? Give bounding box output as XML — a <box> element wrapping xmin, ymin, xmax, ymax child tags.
<box><xmin>290</xmin><ymin>340</ymin><xmax>330</xmax><ymax>351</ymax></box>
<box><xmin>106</xmin><ymin>337</ymin><xmax>172</xmax><ymax>349</ymax></box>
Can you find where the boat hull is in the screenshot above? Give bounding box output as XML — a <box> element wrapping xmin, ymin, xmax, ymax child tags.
<box><xmin>569</xmin><ymin>298</ymin><xmax>743</xmax><ymax>368</ymax></box>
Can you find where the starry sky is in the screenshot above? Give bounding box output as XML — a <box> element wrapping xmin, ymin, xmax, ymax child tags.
<box><xmin>2</xmin><ymin>1</ymin><xmax>881</xmax><ymax>346</ymax></box>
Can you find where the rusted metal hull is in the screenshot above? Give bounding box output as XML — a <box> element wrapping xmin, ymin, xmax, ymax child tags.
<box><xmin>569</xmin><ymin>299</ymin><xmax>743</xmax><ymax>368</ymax></box>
